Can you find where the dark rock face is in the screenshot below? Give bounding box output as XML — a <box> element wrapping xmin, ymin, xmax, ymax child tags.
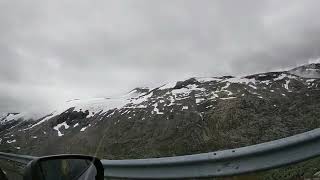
<box><xmin>174</xmin><ymin>78</ymin><xmax>200</xmax><ymax>89</ymax></box>
<box><xmin>1</xmin><ymin>64</ymin><xmax>320</xmax><ymax>162</ymax></box>
<box><xmin>55</xmin><ymin>108</ymin><xmax>89</xmax><ymax>125</ymax></box>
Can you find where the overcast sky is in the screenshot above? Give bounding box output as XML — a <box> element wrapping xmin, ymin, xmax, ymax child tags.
<box><xmin>1</xmin><ymin>0</ymin><xmax>320</xmax><ymax>113</ymax></box>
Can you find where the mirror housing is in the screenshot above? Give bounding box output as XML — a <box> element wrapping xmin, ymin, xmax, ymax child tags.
<box><xmin>23</xmin><ymin>154</ymin><xmax>104</xmax><ymax>180</ymax></box>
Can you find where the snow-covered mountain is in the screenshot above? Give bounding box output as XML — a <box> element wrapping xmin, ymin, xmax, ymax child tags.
<box><xmin>0</xmin><ymin>87</ymin><xmax>150</xmax><ymax>127</ymax></box>
<box><xmin>289</xmin><ymin>63</ymin><xmax>320</xmax><ymax>78</ymax></box>
<box><xmin>0</xmin><ymin>63</ymin><xmax>320</xmax><ymax>160</ymax></box>
<box><xmin>0</xmin><ymin>112</ymin><xmax>45</xmax><ymax>125</ymax></box>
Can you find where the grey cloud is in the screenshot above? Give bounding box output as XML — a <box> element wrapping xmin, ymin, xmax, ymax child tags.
<box><xmin>0</xmin><ymin>0</ymin><xmax>320</xmax><ymax>113</ymax></box>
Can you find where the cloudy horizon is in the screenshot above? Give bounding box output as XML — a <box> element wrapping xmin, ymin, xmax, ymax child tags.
<box><xmin>1</xmin><ymin>0</ymin><xmax>320</xmax><ymax>113</ymax></box>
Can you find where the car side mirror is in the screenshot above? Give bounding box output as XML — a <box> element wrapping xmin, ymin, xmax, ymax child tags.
<box><xmin>23</xmin><ymin>154</ymin><xmax>104</xmax><ymax>180</ymax></box>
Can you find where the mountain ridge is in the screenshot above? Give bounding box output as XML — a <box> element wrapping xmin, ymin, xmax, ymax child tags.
<box><xmin>1</xmin><ymin>63</ymin><xmax>319</xmax><ymax>125</ymax></box>
<box><xmin>0</xmin><ymin>63</ymin><xmax>320</xmax><ymax>161</ymax></box>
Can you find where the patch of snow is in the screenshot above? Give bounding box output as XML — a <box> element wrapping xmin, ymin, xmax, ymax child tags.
<box><xmin>306</xmin><ymin>79</ymin><xmax>316</xmax><ymax>82</ymax></box>
<box><xmin>172</xmin><ymin>84</ymin><xmax>206</xmax><ymax>96</ymax></box>
<box><xmin>224</xmin><ymin>77</ymin><xmax>256</xmax><ymax>85</ymax></box>
<box><xmin>53</xmin><ymin>122</ymin><xmax>70</xmax><ymax>137</ymax></box>
<box><xmin>284</xmin><ymin>80</ymin><xmax>292</xmax><ymax>92</ymax></box>
<box><xmin>170</xmin><ymin>84</ymin><xmax>206</xmax><ymax>102</ymax></box>
<box><xmin>274</xmin><ymin>74</ymin><xmax>286</xmax><ymax>81</ymax></box>
<box><xmin>167</xmin><ymin>96</ymin><xmax>175</xmax><ymax>106</ymax></box>
<box><xmin>274</xmin><ymin>73</ymin><xmax>297</xmax><ymax>81</ymax></box>
<box><xmin>196</xmin><ymin>77</ymin><xmax>221</xmax><ymax>83</ymax></box>
<box><xmin>106</xmin><ymin>111</ymin><xmax>115</xmax><ymax>117</ymax></box>
<box><xmin>152</xmin><ymin>103</ymin><xmax>164</xmax><ymax>115</ymax></box>
<box><xmin>249</xmin><ymin>84</ymin><xmax>257</xmax><ymax>90</ymax></box>
<box><xmin>220</xmin><ymin>97</ymin><xmax>237</xmax><ymax>100</ymax></box>
<box><xmin>199</xmin><ymin>112</ymin><xmax>204</xmax><ymax>120</ymax></box>
<box><xmin>131</xmin><ymin>92</ymin><xmax>153</xmax><ymax>105</ymax></box>
<box><xmin>86</xmin><ymin>112</ymin><xmax>95</xmax><ymax>118</ymax></box>
<box><xmin>7</xmin><ymin>139</ymin><xmax>16</xmax><ymax>144</ymax></box>
<box><xmin>159</xmin><ymin>82</ymin><xmax>177</xmax><ymax>90</ymax></box>
<box><xmin>73</xmin><ymin>123</ymin><xmax>79</xmax><ymax>127</ymax></box>
<box><xmin>216</xmin><ymin>83</ymin><xmax>234</xmax><ymax>96</ymax></box>
<box><xmin>221</xmin><ymin>82</ymin><xmax>231</xmax><ymax>89</ymax></box>
<box><xmin>211</xmin><ymin>92</ymin><xmax>219</xmax><ymax>98</ymax></box>
<box><xmin>121</xmin><ymin>110</ymin><xmax>129</xmax><ymax>115</ymax></box>
<box><xmin>136</xmin><ymin>105</ymin><xmax>147</xmax><ymax>108</ymax></box>
<box><xmin>206</xmin><ymin>105</ymin><xmax>214</xmax><ymax>109</ymax></box>
<box><xmin>80</xmin><ymin>124</ymin><xmax>91</xmax><ymax>132</ymax></box>
<box><xmin>306</xmin><ymin>68</ymin><xmax>318</xmax><ymax>71</ymax></box>
<box><xmin>182</xmin><ymin>106</ymin><xmax>189</xmax><ymax>110</ymax></box>
<box><xmin>196</xmin><ymin>98</ymin><xmax>205</xmax><ymax>104</ymax></box>
<box><xmin>261</xmin><ymin>80</ymin><xmax>271</xmax><ymax>85</ymax></box>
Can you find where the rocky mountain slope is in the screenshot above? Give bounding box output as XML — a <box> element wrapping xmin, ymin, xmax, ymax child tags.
<box><xmin>0</xmin><ymin>63</ymin><xmax>320</xmax><ymax>163</ymax></box>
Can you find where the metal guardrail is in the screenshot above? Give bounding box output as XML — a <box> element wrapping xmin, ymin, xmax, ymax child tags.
<box><xmin>2</xmin><ymin>127</ymin><xmax>320</xmax><ymax>179</ymax></box>
<box><xmin>101</xmin><ymin>127</ymin><xmax>320</xmax><ymax>179</ymax></box>
<box><xmin>0</xmin><ymin>152</ymin><xmax>35</xmax><ymax>165</ymax></box>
